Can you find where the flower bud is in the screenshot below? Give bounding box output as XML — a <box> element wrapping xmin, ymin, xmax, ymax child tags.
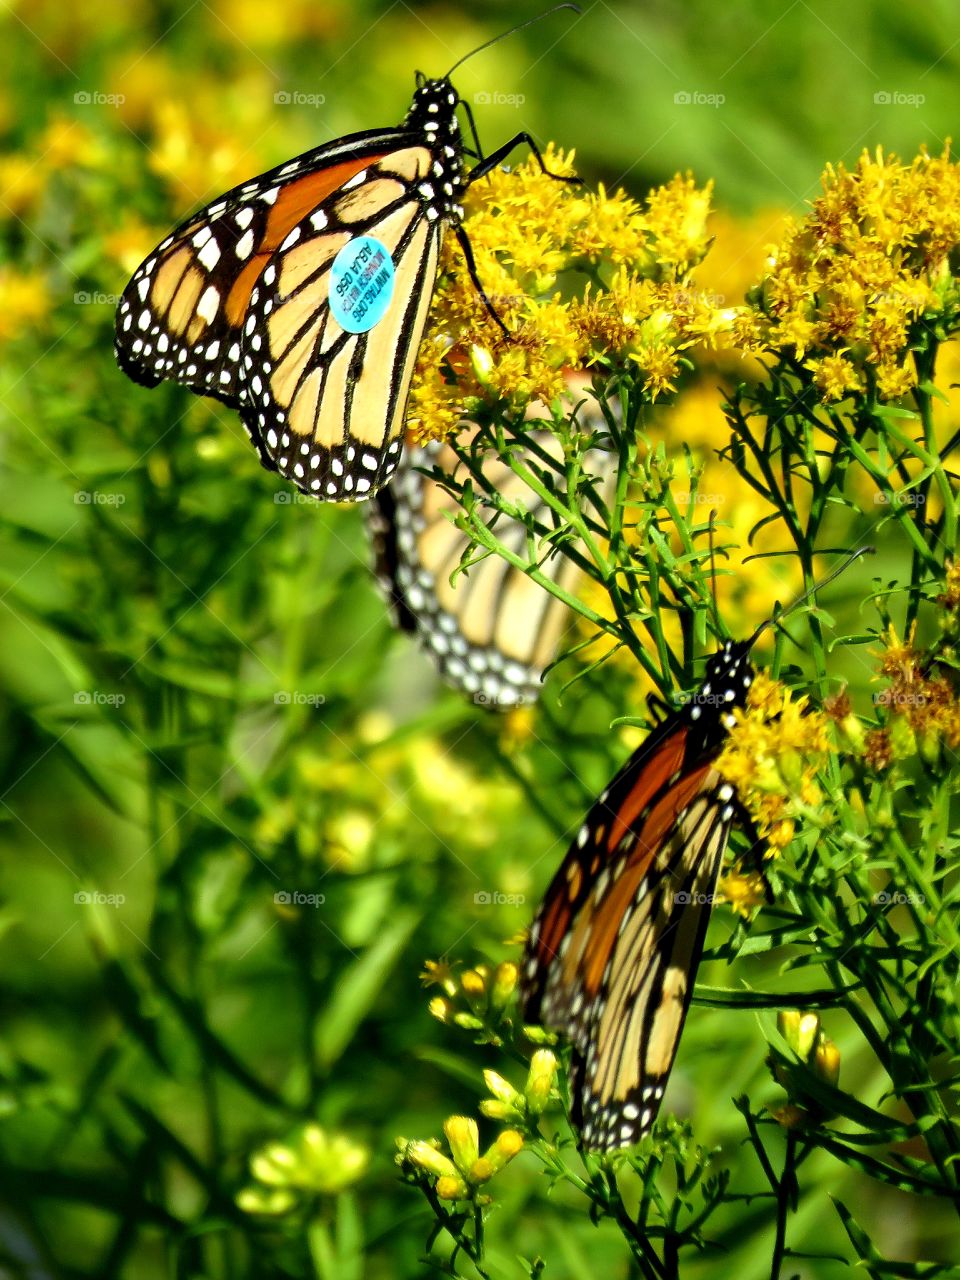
<box><xmin>436</xmin><ymin>1174</ymin><xmax>470</xmax><ymax>1200</ymax></box>
<box><xmin>404</xmin><ymin>1139</ymin><xmax>458</xmax><ymax>1180</ymax></box>
<box><xmin>444</xmin><ymin>1116</ymin><xmax>480</xmax><ymax>1173</ymax></box>
<box><xmin>470</xmin><ymin>345</ymin><xmax>495</xmax><ymax>388</ymax></box>
<box><xmin>813</xmin><ymin>1036</ymin><xmax>841</xmax><ymax>1087</ymax></box>
<box><xmin>490</xmin><ymin>961</ymin><xmax>518</xmax><ymax>1010</ymax></box>
<box><xmin>777</xmin><ymin>1010</ymin><xmax>820</xmax><ymax>1061</ymax></box>
<box><xmin>483</xmin><ymin>1068</ymin><xmax>522</xmax><ymax>1107</ymax></box>
<box><xmin>524</xmin><ymin>1049</ymin><xmax>559</xmax><ymax>1115</ymax></box>
<box><xmin>429</xmin><ymin>996</ymin><xmax>453</xmax><ymax>1023</ymax></box>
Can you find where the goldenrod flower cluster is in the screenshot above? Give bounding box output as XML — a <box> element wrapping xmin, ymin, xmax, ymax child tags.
<box><xmin>409</xmin><ymin>147</ymin><xmax>729</xmax><ymax>441</ymax></box>
<box><xmin>861</xmin><ymin>622</ymin><xmax>960</xmax><ymax>768</ymax></box>
<box><xmin>421</xmin><ymin>957</ymin><xmax>519</xmax><ymax>1041</ymax></box>
<box><xmin>236</xmin><ymin>1123</ymin><xmax>370</xmax><ymax>1215</ymax></box>
<box><xmin>742</xmin><ymin>145</ymin><xmax>960</xmax><ymax>402</ymax></box>
<box><xmin>716</xmin><ymin>671</ymin><xmax>830</xmax><ymax>853</ymax></box>
<box><xmin>396</xmin><ymin>1115</ymin><xmax>524</xmax><ymax>1203</ymax></box>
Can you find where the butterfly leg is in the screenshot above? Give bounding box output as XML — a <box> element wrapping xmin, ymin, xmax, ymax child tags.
<box><xmin>453</xmin><ymin>224</ymin><xmax>510</xmax><ymax>337</ymax></box>
<box><xmin>466</xmin><ymin>132</ymin><xmax>582</xmax><ymax>186</ymax></box>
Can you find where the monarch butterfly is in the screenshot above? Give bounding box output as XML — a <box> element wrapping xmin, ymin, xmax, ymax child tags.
<box><xmin>114</xmin><ymin>6</ymin><xmax>580</xmax><ymax>503</ymax></box>
<box><xmin>367</xmin><ymin>377</ymin><xmax>615</xmax><ymax>705</ymax></box>
<box><xmin>520</xmin><ymin>551</ymin><xmax>870</xmax><ymax>1150</ymax></box>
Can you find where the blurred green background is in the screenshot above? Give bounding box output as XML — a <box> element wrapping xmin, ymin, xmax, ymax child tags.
<box><xmin>1</xmin><ymin>1</ymin><xmax>958</xmax><ymax>1276</ymax></box>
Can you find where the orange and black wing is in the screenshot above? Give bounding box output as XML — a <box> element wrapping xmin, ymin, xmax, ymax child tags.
<box><xmin>115</xmin><ymin>131</ymin><xmax>441</xmax><ymax>500</ymax></box>
<box><xmin>521</xmin><ymin>717</ymin><xmax>740</xmax><ymax>1150</ymax></box>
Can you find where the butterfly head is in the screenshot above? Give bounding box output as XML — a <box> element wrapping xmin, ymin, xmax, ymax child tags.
<box><xmin>406</xmin><ymin>74</ymin><xmax>463</xmax><ymax>139</ymax></box>
<box><xmin>683</xmin><ymin>638</ymin><xmax>756</xmax><ymax>747</ymax></box>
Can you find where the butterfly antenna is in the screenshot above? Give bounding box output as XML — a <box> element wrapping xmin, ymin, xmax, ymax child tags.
<box><xmin>444</xmin><ymin>4</ymin><xmax>581</xmax><ymax>78</ymax></box>
<box><xmin>746</xmin><ymin>545</ymin><xmax>875</xmax><ymax>648</ymax></box>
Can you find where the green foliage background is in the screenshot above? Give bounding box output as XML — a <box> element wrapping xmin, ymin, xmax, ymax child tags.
<box><xmin>1</xmin><ymin>1</ymin><xmax>959</xmax><ymax>1277</ymax></box>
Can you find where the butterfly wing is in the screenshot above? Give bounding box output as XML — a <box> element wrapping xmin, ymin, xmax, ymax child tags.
<box><xmin>368</xmin><ymin>428</ymin><xmax>588</xmax><ymax>703</ymax></box>
<box><xmin>522</xmin><ymin>721</ymin><xmax>737</xmax><ymax>1150</ymax></box>
<box><xmin>115</xmin><ymin>130</ymin><xmax>440</xmax><ymax>499</ymax></box>
<box><xmin>368</xmin><ymin>387</ymin><xmax>615</xmax><ymax>702</ymax></box>
<box><xmin>241</xmin><ymin>148</ymin><xmax>442</xmax><ymax>498</ymax></box>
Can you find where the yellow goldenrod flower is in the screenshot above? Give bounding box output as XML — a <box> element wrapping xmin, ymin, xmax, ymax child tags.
<box><xmin>420</xmin><ymin>959</ymin><xmax>459</xmax><ymax>997</ymax></box>
<box><xmin>717</xmin><ymin>672</ymin><xmax>829</xmax><ymax>855</ymax></box>
<box><xmin>717</xmin><ymin>869</ymin><xmax>767</xmax><ymax>918</ymax></box>
<box><xmin>746</xmin><ymin>144</ymin><xmax>960</xmax><ymax>402</ymax></box>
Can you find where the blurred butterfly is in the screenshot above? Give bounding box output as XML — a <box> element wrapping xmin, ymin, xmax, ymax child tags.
<box><xmin>367</xmin><ymin>378</ymin><xmax>615</xmax><ymax>705</ymax></box>
<box><xmin>520</xmin><ymin>549</ymin><xmax>870</xmax><ymax>1150</ymax></box>
<box><xmin>114</xmin><ymin>6</ymin><xmax>580</xmax><ymax>503</ymax></box>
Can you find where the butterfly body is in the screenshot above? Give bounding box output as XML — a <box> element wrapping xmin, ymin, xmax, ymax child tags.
<box><xmin>521</xmin><ymin>640</ymin><xmax>755</xmax><ymax>1149</ymax></box>
<box><xmin>115</xmin><ymin>77</ymin><xmax>476</xmax><ymax>502</ymax></box>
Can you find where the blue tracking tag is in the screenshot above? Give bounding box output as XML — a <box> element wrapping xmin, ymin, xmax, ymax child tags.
<box><xmin>329</xmin><ymin>235</ymin><xmax>395</xmax><ymax>333</ymax></box>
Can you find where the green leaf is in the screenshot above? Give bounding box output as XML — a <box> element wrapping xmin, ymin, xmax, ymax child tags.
<box><xmin>315</xmin><ymin>908</ymin><xmax>420</xmax><ymax>1069</ymax></box>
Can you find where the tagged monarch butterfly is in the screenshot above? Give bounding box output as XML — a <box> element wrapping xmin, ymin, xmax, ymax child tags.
<box><xmin>520</xmin><ymin>550</ymin><xmax>871</xmax><ymax>1150</ymax></box>
<box><xmin>367</xmin><ymin>376</ymin><xmax>615</xmax><ymax>705</ymax></box>
<box><xmin>114</xmin><ymin>6</ymin><xmax>581</xmax><ymax>503</ymax></box>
